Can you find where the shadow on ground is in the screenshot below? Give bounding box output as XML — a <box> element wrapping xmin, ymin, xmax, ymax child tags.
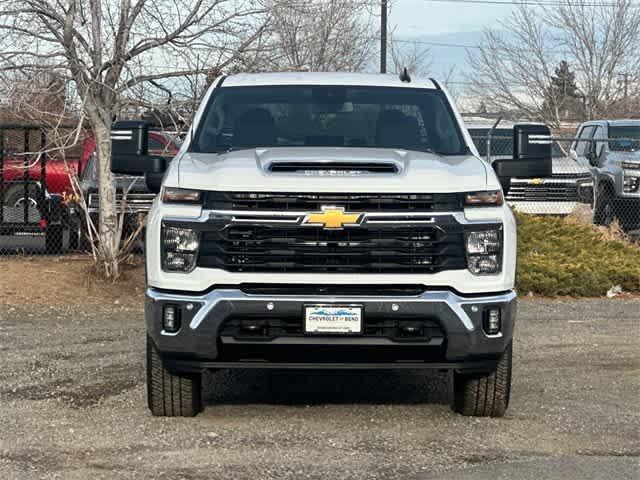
<box><xmin>204</xmin><ymin>369</ymin><xmax>451</xmax><ymax>406</ymax></box>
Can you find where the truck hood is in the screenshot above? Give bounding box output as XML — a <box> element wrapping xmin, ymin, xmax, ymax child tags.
<box><xmin>551</xmin><ymin>156</ymin><xmax>591</xmax><ymax>176</ymax></box>
<box><xmin>173</xmin><ymin>147</ymin><xmax>493</xmax><ymax>193</ymax></box>
<box><xmin>607</xmin><ymin>151</ymin><xmax>640</xmax><ymax>163</ymax></box>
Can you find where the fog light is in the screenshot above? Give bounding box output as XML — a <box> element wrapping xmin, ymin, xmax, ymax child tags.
<box><xmin>468</xmin><ymin>255</ymin><xmax>500</xmax><ymax>274</ymax></box>
<box><xmin>483</xmin><ymin>308</ymin><xmax>501</xmax><ymax>335</ymax></box>
<box><xmin>240</xmin><ymin>319</ymin><xmax>267</xmax><ymax>335</ymax></box>
<box><xmin>623</xmin><ymin>176</ymin><xmax>639</xmax><ymax>193</ymax></box>
<box><xmin>398</xmin><ymin>320</ymin><xmax>423</xmax><ymax>337</ymax></box>
<box><xmin>163</xmin><ymin>305</ymin><xmax>181</xmax><ymax>333</ymax></box>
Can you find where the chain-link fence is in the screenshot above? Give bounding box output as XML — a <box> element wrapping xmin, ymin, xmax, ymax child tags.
<box><xmin>0</xmin><ymin>125</ymin><xmax>182</xmax><ymax>256</ymax></box>
<box><xmin>468</xmin><ymin>127</ymin><xmax>640</xmax><ymax>236</ymax></box>
<box><xmin>0</xmin><ymin>125</ymin><xmax>81</xmax><ymax>255</ymax></box>
<box><xmin>2</xmin><ymin>123</ymin><xmax>639</xmax><ymax>258</ymax></box>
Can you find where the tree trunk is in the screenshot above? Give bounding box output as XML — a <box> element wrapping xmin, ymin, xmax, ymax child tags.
<box><xmin>90</xmin><ymin>111</ymin><xmax>120</xmax><ymax>279</ymax></box>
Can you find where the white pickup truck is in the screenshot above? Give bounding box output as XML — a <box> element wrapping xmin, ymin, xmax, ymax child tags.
<box><xmin>111</xmin><ymin>72</ymin><xmax>552</xmax><ymax>417</ymax></box>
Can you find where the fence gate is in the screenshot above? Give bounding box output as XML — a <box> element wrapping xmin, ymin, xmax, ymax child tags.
<box><xmin>0</xmin><ymin>125</ymin><xmax>65</xmax><ymax>254</ymax></box>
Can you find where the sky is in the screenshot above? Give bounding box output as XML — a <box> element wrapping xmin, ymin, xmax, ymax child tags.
<box><xmin>384</xmin><ymin>0</ymin><xmax>517</xmax><ymax>85</ymax></box>
<box><xmin>390</xmin><ymin>0</ymin><xmax>515</xmax><ymax>36</ymax></box>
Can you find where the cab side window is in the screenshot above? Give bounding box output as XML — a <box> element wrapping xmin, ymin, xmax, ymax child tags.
<box><xmin>592</xmin><ymin>126</ymin><xmax>606</xmax><ymax>157</ymax></box>
<box><xmin>575</xmin><ymin>125</ymin><xmax>595</xmax><ymax>156</ymax></box>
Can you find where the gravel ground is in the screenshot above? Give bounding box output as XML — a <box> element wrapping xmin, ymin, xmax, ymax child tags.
<box><xmin>0</xmin><ymin>299</ymin><xmax>638</xmax><ymax>479</ymax></box>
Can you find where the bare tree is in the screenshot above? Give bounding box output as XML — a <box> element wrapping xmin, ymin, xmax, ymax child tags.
<box><xmin>468</xmin><ymin>0</ymin><xmax>640</xmax><ymax>127</ymax></box>
<box><xmin>389</xmin><ymin>37</ymin><xmax>431</xmax><ymax>77</ymax></box>
<box><xmin>0</xmin><ymin>69</ymin><xmax>72</xmax><ymax>125</ymax></box>
<box><xmin>0</xmin><ymin>0</ymin><xmax>268</xmax><ymax>278</ymax></box>
<box><xmin>257</xmin><ymin>0</ymin><xmax>375</xmax><ymax>72</ymax></box>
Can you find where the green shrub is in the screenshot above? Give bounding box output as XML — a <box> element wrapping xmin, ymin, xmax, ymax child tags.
<box><xmin>515</xmin><ymin>213</ymin><xmax>640</xmax><ymax>296</ymax></box>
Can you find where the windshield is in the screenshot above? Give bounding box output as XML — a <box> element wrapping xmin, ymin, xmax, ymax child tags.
<box><xmin>192</xmin><ymin>86</ymin><xmax>467</xmax><ymax>155</ymax></box>
<box><xmin>468</xmin><ymin>128</ymin><xmax>564</xmax><ymax>158</ymax></box>
<box><xmin>609</xmin><ymin>126</ymin><xmax>640</xmax><ymax>152</ymax></box>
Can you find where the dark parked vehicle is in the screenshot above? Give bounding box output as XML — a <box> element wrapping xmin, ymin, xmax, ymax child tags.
<box><xmin>468</xmin><ymin>125</ymin><xmax>593</xmax><ymax>215</ymax></box>
<box><xmin>72</xmin><ymin>131</ymin><xmax>179</xmax><ymax>249</ymax></box>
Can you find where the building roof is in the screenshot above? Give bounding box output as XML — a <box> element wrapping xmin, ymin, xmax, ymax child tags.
<box><xmin>222</xmin><ymin>72</ymin><xmax>438</xmax><ymax>89</ymax></box>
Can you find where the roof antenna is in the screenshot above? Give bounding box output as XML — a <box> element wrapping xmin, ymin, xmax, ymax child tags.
<box><xmin>399</xmin><ymin>67</ymin><xmax>411</xmax><ymax>83</ymax></box>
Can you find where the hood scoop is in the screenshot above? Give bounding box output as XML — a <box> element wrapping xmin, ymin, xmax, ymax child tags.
<box><xmin>267</xmin><ymin>161</ymin><xmax>401</xmax><ymax>175</ymax></box>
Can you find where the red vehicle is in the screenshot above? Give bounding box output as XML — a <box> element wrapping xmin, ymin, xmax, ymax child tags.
<box><xmin>1</xmin><ymin>127</ymin><xmax>179</xmax><ymax>252</ymax></box>
<box><xmin>1</xmin><ymin>130</ymin><xmax>179</xmax><ymax>205</ymax></box>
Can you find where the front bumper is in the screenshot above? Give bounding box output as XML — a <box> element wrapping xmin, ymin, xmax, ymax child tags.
<box><xmin>146</xmin><ymin>287</ymin><xmax>517</xmax><ymax>372</ymax></box>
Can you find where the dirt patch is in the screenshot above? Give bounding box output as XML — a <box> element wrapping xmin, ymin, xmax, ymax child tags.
<box><xmin>0</xmin><ymin>256</ymin><xmax>145</xmax><ymax>307</ymax></box>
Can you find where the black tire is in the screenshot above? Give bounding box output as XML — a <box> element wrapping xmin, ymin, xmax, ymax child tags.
<box><xmin>594</xmin><ymin>182</ymin><xmax>616</xmax><ymax>226</ymax></box>
<box><xmin>453</xmin><ymin>343</ymin><xmax>512</xmax><ymax>417</ymax></box>
<box><xmin>45</xmin><ymin>224</ymin><xmax>64</xmax><ymax>254</ymax></box>
<box><xmin>146</xmin><ymin>336</ymin><xmax>203</xmax><ymax>417</ymax></box>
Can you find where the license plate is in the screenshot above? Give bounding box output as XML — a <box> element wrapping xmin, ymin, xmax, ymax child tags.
<box><xmin>304</xmin><ymin>305</ymin><xmax>362</xmax><ymax>334</ymax></box>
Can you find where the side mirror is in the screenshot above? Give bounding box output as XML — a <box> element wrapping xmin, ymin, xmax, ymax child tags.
<box><xmin>585</xmin><ymin>141</ymin><xmax>597</xmax><ymax>166</ymax></box>
<box><xmin>492</xmin><ymin>124</ymin><xmax>553</xmax><ymax>194</ymax></box>
<box><xmin>587</xmin><ymin>141</ymin><xmax>604</xmax><ymax>166</ymax></box>
<box><xmin>111</xmin><ymin>120</ymin><xmax>167</xmax><ymax>193</ymax></box>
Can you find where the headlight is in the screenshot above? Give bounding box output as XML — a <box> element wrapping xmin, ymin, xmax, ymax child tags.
<box><xmin>162</xmin><ymin>226</ymin><xmax>200</xmax><ymax>272</ymax></box>
<box><xmin>464</xmin><ymin>190</ymin><xmax>504</xmax><ymax>207</ymax></box>
<box><xmin>465</xmin><ymin>230</ymin><xmax>502</xmax><ymax>275</ymax></box>
<box><xmin>161</xmin><ymin>187</ymin><xmax>202</xmax><ymax>204</ymax></box>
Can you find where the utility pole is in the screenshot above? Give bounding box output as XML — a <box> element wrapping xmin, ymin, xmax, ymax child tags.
<box><xmin>380</xmin><ymin>0</ymin><xmax>387</xmax><ymax>74</ymax></box>
<box><xmin>620</xmin><ymin>72</ymin><xmax>629</xmax><ymax>100</ymax></box>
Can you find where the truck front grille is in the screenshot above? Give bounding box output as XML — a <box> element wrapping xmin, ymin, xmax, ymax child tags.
<box><xmin>506</xmin><ymin>182</ymin><xmax>579</xmax><ymax>202</ymax></box>
<box><xmin>88</xmin><ymin>192</ymin><xmax>155</xmax><ymax>211</ymax></box>
<box><xmin>197</xmin><ymin>220</ymin><xmax>468</xmax><ymax>274</ymax></box>
<box><xmin>204</xmin><ymin>191</ymin><xmax>463</xmax><ymax>212</ymax></box>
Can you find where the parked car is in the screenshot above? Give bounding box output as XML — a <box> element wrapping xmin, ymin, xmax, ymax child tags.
<box><xmin>571</xmin><ymin>120</ymin><xmax>640</xmax><ymax>231</ymax></box>
<box><xmin>111</xmin><ymin>72</ymin><xmax>553</xmax><ymax>418</ymax></box>
<box><xmin>468</xmin><ymin>125</ymin><xmax>593</xmax><ymax>215</ymax></box>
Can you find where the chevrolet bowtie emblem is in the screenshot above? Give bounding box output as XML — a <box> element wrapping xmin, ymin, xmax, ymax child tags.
<box><xmin>303</xmin><ymin>207</ymin><xmax>362</xmax><ymax>229</ymax></box>
<box><xmin>528</xmin><ymin>178</ymin><xmax>545</xmax><ymax>185</ymax></box>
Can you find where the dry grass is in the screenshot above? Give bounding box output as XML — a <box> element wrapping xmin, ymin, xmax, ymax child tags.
<box><xmin>565</xmin><ymin>204</ymin><xmax>632</xmax><ymax>243</ymax></box>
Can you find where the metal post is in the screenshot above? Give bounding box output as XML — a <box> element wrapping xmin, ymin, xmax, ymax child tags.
<box><xmin>23</xmin><ymin>128</ymin><xmax>29</xmax><ymax>224</ymax></box>
<box><xmin>487</xmin><ymin>117</ymin><xmax>503</xmax><ymax>163</ymax></box>
<box><xmin>0</xmin><ymin>128</ymin><xmax>4</xmax><ymax>223</ymax></box>
<box><xmin>40</xmin><ymin>128</ymin><xmax>46</xmax><ymax>212</ymax></box>
<box><xmin>380</xmin><ymin>0</ymin><xmax>387</xmax><ymax>74</ymax></box>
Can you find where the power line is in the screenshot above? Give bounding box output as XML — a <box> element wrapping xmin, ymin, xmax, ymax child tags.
<box><xmin>419</xmin><ymin>0</ymin><xmax>640</xmax><ymax>6</ymax></box>
<box><xmin>385</xmin><ymin>37</ymin><xmax>574</xmax><ymax>56</ymax></box>
<box><xmin>389</xmin><ymin>38</ymin><xmax>483</xmax><ymax>50</ymax></box>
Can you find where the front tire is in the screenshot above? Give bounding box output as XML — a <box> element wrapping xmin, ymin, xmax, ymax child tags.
<box><xmin>453</xmin><ymin>343</ymin><xmax>512</xmax><ymax>417</ymax></box>
<box><xmin>594</xmin><ymin>183</ymin><xmax>617</xmax><ymax>226</ymax></box>
<box><xmin>146</xmin><ymin>336</ymin><xmax>203</xmax><ymax>417</ymax></box>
